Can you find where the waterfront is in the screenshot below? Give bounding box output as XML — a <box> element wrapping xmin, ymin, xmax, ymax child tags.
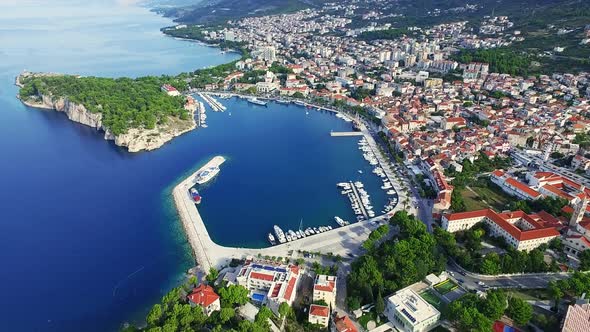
<box><xmin>0</xmin><ymin>2</ymin><xmax>388</xmax><ymax>331</ymax></box>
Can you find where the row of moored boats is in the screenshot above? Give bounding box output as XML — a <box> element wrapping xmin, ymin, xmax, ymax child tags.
<box><xmin>268</xmin><ymin>224</ymin><xmax>334</xmax><ymax>245</ymax></box>
<box><xmin>198</xmin><ymin>93</ymin><xmax>226</xmax><ymax>112</ymax></box>
<box><xmin>338</xmin><ymin>181</ymin><xmax>375</xmax><ymax>219</ymax></box>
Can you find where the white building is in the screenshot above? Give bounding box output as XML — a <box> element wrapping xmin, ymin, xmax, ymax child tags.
<box><xmin>308</xmin><ymin>304</ymin><xmax>330</xmax><ymax>327</ymax></box>
<box><xmin>441</xmin><ymin>209</ymin><xmax>560</xmax><ymax>251</ymax></box>
<box><xmin>236</xmin><ymin>261</ymin><xmax>300</xmax><ymax>315</ymax></box>
<box><xmin>385</xmin><ymin>287</ymin><xmax>440</xmax><ymax>332</ymax></box>
<box><xmin>313</xmin><ymin>275</ymin><xmax>337</xmax><ymax>308</ymax></box>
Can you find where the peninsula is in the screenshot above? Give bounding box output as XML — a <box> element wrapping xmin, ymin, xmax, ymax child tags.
<box><xmin>16</xmin><ymin>72</ymin><xmax>198</xmax><ymax>152</ymax></box>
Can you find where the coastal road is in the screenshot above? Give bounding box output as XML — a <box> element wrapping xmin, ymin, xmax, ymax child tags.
<box><xmin>447</xmin><ymin>260</ymin><xmax>571</xmax><ymax>291</ymax></box>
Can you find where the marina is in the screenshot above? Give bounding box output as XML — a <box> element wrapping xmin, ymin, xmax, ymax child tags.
<box><xmin>198</xmin><ymin>93</ymin><xmax>226</xmax><ymax>112</ymax></box>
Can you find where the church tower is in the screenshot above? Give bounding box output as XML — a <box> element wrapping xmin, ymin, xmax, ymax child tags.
<box><xmin>570</xmin><ymin>187</ymin><xmax>588</xmax><ymax>227</ymax></box>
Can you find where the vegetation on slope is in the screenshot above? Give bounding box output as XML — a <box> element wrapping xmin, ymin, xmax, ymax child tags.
<box><xmin>19</xmin><ymin>75</ymin><xmax>189</xmax><ymax>136</ymax></box>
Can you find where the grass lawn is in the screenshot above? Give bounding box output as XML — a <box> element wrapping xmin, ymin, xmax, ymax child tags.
<box><xmin>357</xmin><ymin>311</ymin><xmax>384</xmax><ymax>329</ymax></box>
<box><xmin>462</xmin><ymin>184</ymin><xmax>512</xmax><ymax>212</ymax></box>
<box><xmin>420</xmin><ymin>289</ymin><xmax>443</xmax><ymax>308</ymax></box>
<box><xmin>509</xmin><ymin>289</ymin><xmax>551</xmax><ymax>301</ymax></box>
<box><xmin>434</xmin><ymin>279</ymin><xmax>459</xmax><ymax>295</ymax></box>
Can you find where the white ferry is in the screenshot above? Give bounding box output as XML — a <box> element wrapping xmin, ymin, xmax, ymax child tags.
<box><xmin>274</xmin><ymin>225</ymin><xmax>286</xmax><ymax>243</ymax></box>
<box><xmin>247</xmin><ymin>97</ymin><xmax>267</xmax><ymax>106</ymax></box>
<box><xmin>195</xmin><ymin>166</ymin><xmax>220</xmax><ymax>185</ymax></box>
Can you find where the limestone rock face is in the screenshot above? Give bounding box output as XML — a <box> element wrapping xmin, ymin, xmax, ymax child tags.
<box><xmin>19</xmin><ymin>87</ymin><xmax>195</xmax><ymax>153</ymax></box>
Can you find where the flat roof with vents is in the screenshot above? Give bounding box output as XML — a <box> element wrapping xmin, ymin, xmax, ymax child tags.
<box><xmin>387</xmin><ymin>287</ymin><xmax>440</xmax><ymax>328</ymax></box>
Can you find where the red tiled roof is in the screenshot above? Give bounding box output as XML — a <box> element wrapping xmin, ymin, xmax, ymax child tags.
<box><xmin>283</xmin><ymin>277</ymin><xmax>297</xmax><ymax>301</ymax></box>
<box><xmin>444</xmin><ymin>209</ymin><xmax>560</xmax><ymax>241</ymax></box>
<box><xmin>314</xmin><ymin>281</ymin><xmax>335</xmax><ymax>293</ymax></box>
<box><xmin>505</xmin><ymin>177</ymin><xmax>541</xmax><ymax>198</ymax></box>
<box><xmin>491</xmin><ymin>170</ymin><xmax>505</xmax><ymax>177</ymax></box>
<box><xmin>251</xmin><ymin>272</ymin><xmax>274</xmax><ymax>282</ymax></box>
<box><xmin>309</xmin><ymin>304</ymin><xmax>330</xmax><ymax>317</ymax></box>
<box><xmin>334</xmin><ymin>315</ymin><xmax>358</xmax><ymax>332</ymax></box>
<box><xmin>187</xmin><ymin>284</ymin><xmax>219</xmax><ymax>307</ymax></box>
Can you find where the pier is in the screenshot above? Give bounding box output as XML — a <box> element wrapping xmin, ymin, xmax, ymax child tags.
<box><xmin>349</xmin><ymin>181</ymin><xmax>369</xmax><ymax>218</ymax></box>
<box><xmin>330</xmin><ymin>131</ymin><xmax>364</xmax><ymax>137</ymax></box>
<box><xmin>198</xmin><ymin>93</ymin><xmax>226</xmax><ymax>112</ymax></box>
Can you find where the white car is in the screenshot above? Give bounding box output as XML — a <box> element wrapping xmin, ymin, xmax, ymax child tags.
<box><xmin>477</xmin><ymin>281</ymin><xmax>485</xmax><ymax>286</ymax></box>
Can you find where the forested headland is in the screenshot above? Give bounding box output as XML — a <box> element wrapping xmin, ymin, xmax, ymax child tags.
<box><xmin>19</xmin><ymin>75</ymin><xmax>190</xmax><ymax>136</ymax></box>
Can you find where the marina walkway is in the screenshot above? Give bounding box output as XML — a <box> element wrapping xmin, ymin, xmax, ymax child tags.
<box><xmin>330</xmin><ymin>131</ymin><xmax>364</xmax><ymax>137</ymax></box>
<box><xmin>173</xmin><ymin>157</ymin><xmax>392</xmax><ymax>273</ymax></box>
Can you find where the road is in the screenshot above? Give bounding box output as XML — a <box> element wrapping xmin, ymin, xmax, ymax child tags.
<box><xmin>447</xmin><ymin>260</ymin><xmax>571</xmax><ymax>291</ymax></box>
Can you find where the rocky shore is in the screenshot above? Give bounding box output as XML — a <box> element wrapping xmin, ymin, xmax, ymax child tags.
<box><xmin>16</xmin><ymin>73</ymin><xmax>197</xmax><ymax>153</ymax></box>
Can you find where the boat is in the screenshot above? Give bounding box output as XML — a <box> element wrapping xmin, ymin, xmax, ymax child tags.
<box><xmin>247</xmin><ymin>97</ymin><xmax>267</xmax><ymax>106</ymax></box>
<box><xmin>286</xmin><ymin>234</ymin><xmax>292</xmax><ymax>242</ymax></box>
<box><xmin>358</xmin><ymin>170</ymin><xmax>363</xmax><ymax>174</ymax></box>
<box><xmin>195</xmin><ymin>166</ymin><xmax>220</xmax><ymax>185</ymax></box>
<box><xmin>334</xmin><ymin>216</ymin><xmax>346</xmax><ymax>227</ymax></box>
<box><xmin>328</xmin><ymin>226</ymin><xmax>333</xmax><ymax>230</ymax></box>
<box><xmin>276</xmin><ymin>99</ymin><xmax>290</xmax><ymax>104</ymax></box>
<box><xmin>274</xmin><ymin>225</ymin><xmax>286</xmax><ymax>243</ymax></box>
<box><xmin>268</xmin><ymin>233</ymin><xmax>276</xmax><ymax>245</ymax></box>
<box><xmin>313</xmin><ymin>227</ymin><xmax>320</xmax><ymax>233</ymax></box>
<box><xmin>387</xmin><ymin>190</ymin><xmax>396</xmax><ymax>195</ymax></box>
<box><xmin>189</xmin><ymin>188</ymin><xmax>202</xmax><ymax>204</ymax></box>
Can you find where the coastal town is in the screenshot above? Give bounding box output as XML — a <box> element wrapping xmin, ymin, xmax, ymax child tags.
<box><xmin>126</xmin><ymin>1</ymin><xmax>590</xmax><ymax>331</ymax></box>
<box><xmin>12</xmin><ymin>1</ymin><xmax>590</xmax><ymax>332</ymax></box>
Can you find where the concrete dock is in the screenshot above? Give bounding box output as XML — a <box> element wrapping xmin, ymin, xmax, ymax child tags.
<box><xmin>330</xmin><ymin>131</ymin><xmax>364</xmax><ymax>137</ymax></box>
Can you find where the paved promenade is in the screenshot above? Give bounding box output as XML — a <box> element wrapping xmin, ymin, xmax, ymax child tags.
<box><xmin>173</xmin><ymin>156</ymin><xmax>397</xmax><ymax>274</ymax></box>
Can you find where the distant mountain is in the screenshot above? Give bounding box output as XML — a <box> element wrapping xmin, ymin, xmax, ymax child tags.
<box><xmin>156</xmin><ymin>0</ymin><xmax>325</xmax><ymax>24</ymax></box>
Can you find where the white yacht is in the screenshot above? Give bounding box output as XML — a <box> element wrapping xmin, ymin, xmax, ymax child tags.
<box><xmin>334</xmin><ymin>216</ymin><xmax>346</xmax><ymax>227</ymax></box>
<box><xmin>274</xmin><ymin>225</ymin><xmax>286</xmax><ymax>243</ymax></box>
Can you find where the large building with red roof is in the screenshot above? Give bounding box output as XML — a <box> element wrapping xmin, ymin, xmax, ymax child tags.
<box><xmin>442</xmin><ymin>209</ymin><xmax>561</xmax><ymax>251</ymax></box>
<box><xmin>187</xmin><ymin>284</ymin><xmax>220</xmax><ymax>316</ymax></box>
<box><xmin>236</xmin><ymin>261</ymin><xmax>300</xmax><ymax>315</ymax></box>
<box><xmin>491</xmin><ymin>170</ymin><xmax>541</xmax><ymax>200</ymax></box>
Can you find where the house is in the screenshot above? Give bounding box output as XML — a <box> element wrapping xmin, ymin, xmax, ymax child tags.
<box><xmin>313</xmin><ymin>275</ymin><xmax>337</xmax><ymax>308</ymax></box>
<box><xmin>332</xmin><ymin>314</ymin><xmax>358</xmax><ymax>332</ymax></box>
<box><xmin>308</xmin><ymin>304</ymin><xmax>330</xmax><ymax>327</ymax></box>
<box><xmin>161</xmin><ymin>84</ymin><xmax>180</xmax><ymax>96</ymax></box>
<box><xmin>442</xmin><ymin>209</ymin><xmax>561</xmax><ymax>251</ymax></box>
<box><xmin>187</xmin><ymin>284</ymin><xmax>221</xmax><ymax>316</ymax></box>
<box><xmin>385</xmin><ymin>286</ymin><xmax>440</xmax><ymax>332</ymax></box>
<box><xmin>562</xmin><ymin>298</ymin><xmax>590</xmax><ymax>332</ymax></box>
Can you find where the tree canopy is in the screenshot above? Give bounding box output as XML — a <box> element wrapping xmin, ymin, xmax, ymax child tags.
<box><xmin>19</xmin><ymin>75</ymin><xmax>189</xmax><ymax>136</ymax></box>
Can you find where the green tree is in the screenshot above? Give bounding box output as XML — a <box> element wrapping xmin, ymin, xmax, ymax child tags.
<box><xmin>278</xmin><ymin>302</ymin><xmax>291</xmax><ymax>318</ymax></box>
<box><xmin>207</xmin><ymin>267</ymin><xmax>220</xmax><ymax>284</ymax></box>
<box><xmin>375</xmin><ymin>292</ymin><xmax>385</xmax><ymax>315</ymax></box>
<box><xmin>481</xmin><ymin>290</ymin><xmax>507</xmax><ymax>320</ymax></box>
<box><xmin>219</xmin><ymin>285</ymin><xmax>249</xmax><ymax>307</ymax></box>
<box><xmin>507</xmin><ymin>297</ymin><xmax>533</xmax><ymax>326</ymax></box>
<box><xmin>219</xmin><ymin>307</ymin><xmax>235</xmax><ymax>324</ymax></box>
<box><xmin>579</xmin><ymin>250</ymin><xmax>590</xmax><ymax>271</ymax></box>
<box><xmin>146</xmin><ymin>304</ymin><xmax>163</xmax><ymax>326</ymax></box>
<box><xmin>255</xmin><ymin>306</ymin><xmax>273</xmax><ymax>326</ymax></box>
<box><xmin>480</xmin><ymin>253</ymin><xmax>502</xmax><ymax>275</ymax></box>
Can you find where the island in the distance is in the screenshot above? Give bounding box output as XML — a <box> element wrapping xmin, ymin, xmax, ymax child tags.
<box><xmin>16</xmin><ymin>72</ymin><xmax>197</xmax><ymax>152</ymax></box>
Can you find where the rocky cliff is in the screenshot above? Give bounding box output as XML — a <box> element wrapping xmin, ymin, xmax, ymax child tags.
<box><xmin>17</xmin><ymin>74</ymin><xmax>196</xmax><ymax>152</ymax></box>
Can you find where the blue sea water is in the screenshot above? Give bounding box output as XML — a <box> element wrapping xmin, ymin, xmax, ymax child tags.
<box><xmin>0</xmin><ymin>1</ymin><xmax>386</xmax><ymax>331</ymax></box>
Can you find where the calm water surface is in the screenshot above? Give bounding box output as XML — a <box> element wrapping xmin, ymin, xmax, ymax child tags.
<box><xmin>0</xmin><ymin>1</ymin><xmax>386</xmax><ymax>331</ymax></box>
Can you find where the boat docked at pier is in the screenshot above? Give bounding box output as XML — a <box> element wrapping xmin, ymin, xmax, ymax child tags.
<box><xmin>195</xmin><ymin>166</ymin><xmax>220</xmax><ymax>185</ymax></box>
<box><xmin>268</xmin><ymin>233</ymin><xmax>276</xmax><ymax>245</ymax></box>
<box><xmin>274</xmin><ymin>225</ymin><xmax>286</xmax><ymax>243</ymax></box>
<box><xmin>247</xmin><ymin>97</ymin><xmax>267</xmax><ymax>106</ymax></box>
<box><xmin>189</xmin><ymin>188</ymin><xmax>202</xmax><ymax>205</ymax></box>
